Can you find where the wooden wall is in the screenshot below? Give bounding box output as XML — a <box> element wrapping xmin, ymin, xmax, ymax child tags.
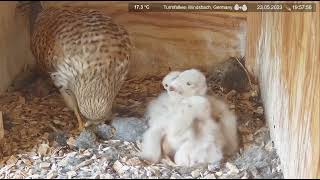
<box><xmin>0</xmin><ymin>1</ymin><xmax>319</xmax><ymax>178</ymax></box>
<box><xmin>246</xmin><ymin>1</ymin><xmax>320</xmax><ymax>179</ymax></box>
<box><xmin>41</xmin><ymin>1</ymin><xmax>247</xmax><ymax>78</ymax></box>
<box><xmin>0</xmin><ymin>1</ymin><xmax>34</xmax><ymax>93</ymax></box>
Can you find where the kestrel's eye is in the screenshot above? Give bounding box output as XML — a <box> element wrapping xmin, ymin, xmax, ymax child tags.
<box><xmin>165</xmin><ymin>84</ymin><xmax>168</xmax><ymax>87</ymax></box>
<box><xmin>187</xmin><ymin>82</ymin><xmax>191</xmax><ymax>86</ymax></box>
<box><xmin>65</xmin><ymin>89</ymin><xmax>73</xmax><ymax>96</ymax></box>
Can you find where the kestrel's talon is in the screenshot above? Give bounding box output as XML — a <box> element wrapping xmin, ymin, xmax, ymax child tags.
<box><xmin>75</xmin><ymin>108</ymin><xmax>85</xmax><ymax>131</ymax></box>
<box><xmin>78</xmin><ymin>121</ymin><xmax>85</xmax><ymax>131</ymax></box>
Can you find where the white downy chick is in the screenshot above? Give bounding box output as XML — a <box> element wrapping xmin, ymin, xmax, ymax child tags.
<box><xmin>168</xmin><ymin>69</ymin><xmax>208</xmax><ymax>98</ymax></box>
<box><xmin>207</xmin><ymin>95</ymin><xmax>239</xmax><ymax>155</ymax></box>
<box><xmin>168</xmin><ymin>68</ymin><xmax>239</xmax><ymax>156</ymax></box>
<box><xmin>145</xmin><ymin>71</ymin><xmax>181</xmax><ymax>127</ymax></box>
<box><xmin>140</xmin><ymin>71</ymin><xmax>181</xmax><ymax>163</ymax></box>
<box><xmin>172</xmin><ymin>95</ymin><xmax>225</xmax><ymax>167</ymax></box>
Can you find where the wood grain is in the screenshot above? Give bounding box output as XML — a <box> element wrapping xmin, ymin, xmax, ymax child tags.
<box><xmin>0</xmin><ymin>111</ymin><xmax>3</xmax><ymax>140</ymax></box>
<box><xmin>41</xmin><ymin>1</ymin><xmax>247</xmax><ymax>78</ymax></box>
<box><xmin>0</xmin><ymin>2</ymin><xmax>34</xmax><ymax>93</ymax></box>
<box><xmin>246</xmin><ymin>1</ymin><xmax>320</xmax><ymax>178</ymax></box>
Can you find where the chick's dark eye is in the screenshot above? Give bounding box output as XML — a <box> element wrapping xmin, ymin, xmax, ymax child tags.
<box><xmin>187</xmin><ymin>82</ymin><xmax>191</xmax><ymax>86</ymax></box>
<box><xmin>165</xmin><ymin>84</ymin><xmax>168</xmax><ymax>87</ymax></box>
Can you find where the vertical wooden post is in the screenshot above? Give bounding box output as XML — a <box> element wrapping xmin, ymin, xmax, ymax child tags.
<box><xmin>246</xmin><ymin>1</ymin><xmax>320</xmax><ymax>178</ymax></box>
<box><xmin>0</xmin><ymin>111</ymin><xmax>4</xmax><ymax>140</ymax></box>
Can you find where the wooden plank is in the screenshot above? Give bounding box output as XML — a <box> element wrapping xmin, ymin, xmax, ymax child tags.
<box><xmin>0</xmin><ymin>2</ymin><xmax>34</xmax><ymax>94</ymax></box>
<box><xmin>0</xmin><ymin>111</ymin><xmax>3</xmax><ymax>139</ymax></box>
<box><xmin>246</xmin><ymin>1</ymin><xmax>320</xmax><ymax>178</ymax></box>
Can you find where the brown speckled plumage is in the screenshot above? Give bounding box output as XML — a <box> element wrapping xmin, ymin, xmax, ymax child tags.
<box><xmin>31</xmin><ymin>6</ymin><xmax>131</xmax><ymax>129</ymax></box>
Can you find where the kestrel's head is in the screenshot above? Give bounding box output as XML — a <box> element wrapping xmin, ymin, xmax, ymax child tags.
<box><xmin>168</xmin><ymin>69</ymin><xmax>208</xmax><ymax>98</ymax></box>
<box><xmin>71</xmin><ymin>77</ymin><xmax>115</xmax><ymax>127</ymax></box>
<box><xmin>162</xmin><ymin>71</ymin><xmax>181</xmax><ymax>91</ymax></box>
<box><xmin>66</xmin><ymin>61</ymin><xmax>127</xmax><ymax>127</ymax></box>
